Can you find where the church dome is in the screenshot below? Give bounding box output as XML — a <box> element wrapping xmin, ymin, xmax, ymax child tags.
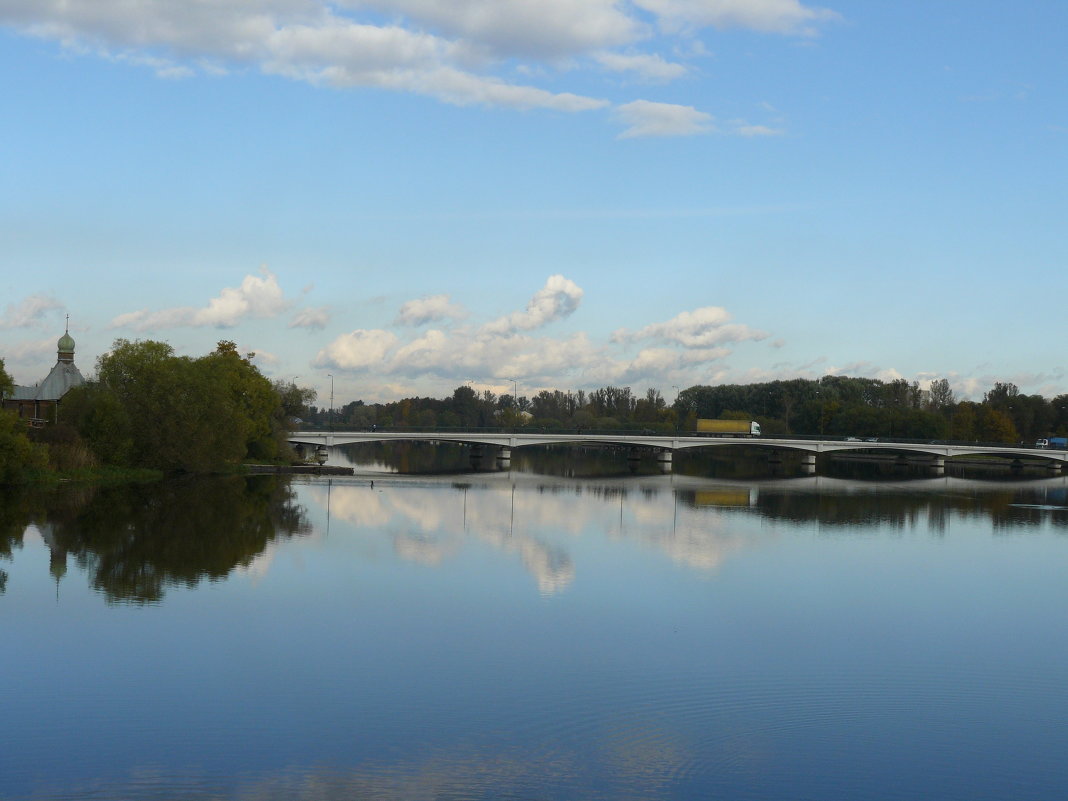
<box><xmin>58</xmin><ymin>331</ymin><xmax>75</xmax><ymax>353</ymax></box>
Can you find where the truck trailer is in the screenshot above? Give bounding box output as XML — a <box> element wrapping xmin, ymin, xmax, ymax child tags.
<box><xmin>1035</xmin><ymin>437</ymin><xmax>1068</xmax><ymax>449</ymax></box>
<box><xmin>696</xmin><ymin>419</ymin><xmax>761</xmax><ymax>437</ymax></box>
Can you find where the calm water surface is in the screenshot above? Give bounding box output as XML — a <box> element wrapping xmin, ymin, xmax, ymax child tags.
<box><xmin>3</xmin><ymin>458</ymin><xmax>1068</xmax><ymax>800</ymax></box>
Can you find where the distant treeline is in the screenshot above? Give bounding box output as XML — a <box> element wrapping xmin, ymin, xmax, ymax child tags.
<box><xmin>302</xmin><ymin>376</ymin><xmax>1068</xmax><ymax>445</ymax></box>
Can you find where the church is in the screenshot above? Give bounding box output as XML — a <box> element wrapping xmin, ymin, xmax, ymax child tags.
<box><xmin>1</xmin><ymin>325</ymin><xmax>86</xmax><ymax>426</ymax></box>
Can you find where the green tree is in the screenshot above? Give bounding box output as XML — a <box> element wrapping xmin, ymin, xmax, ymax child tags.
<box><xmin>0</xmin><ymin>357</ymin><xmax>12</xmax><ymax>398</ymax></box>
<box><xmin>977</xmin><ymin>406</ymin><xmax>1018</xmax><ymax>444</ymax></box>
<box><xmin>983</xmin><ymin>382</ymin><xmax>1019</xmax><ymax>408</ymax></box>
<box><xmin>199</xmin><ymin>341</ymin><xmax>282</xmax><ymax>460</ymax></box>
<box><xmin>928</xmin><ymin>378</ymin><xmax>954</xmax><ymax>410</ymax></box>
<box><xmin>61</xmin><ymin>383</ymin><xmax>134</xmax><ymax>465</ymax></box>
<box><xmin>950</xmin><ymin>401</ymin><xmax>978</xmax><ymax>441</ymax></box>
<box><xmin>0</xmin><ymin>408</ymin><xmax>49</xmax><ymax>484</ymax></box>
<box><xmin>93</xmin><ymin>339</ymin><xmax>262</xmax><ymax>471</ymax></box>
<box><xmin>273</xmin><ymin>379</ymin><xmax>317</xmax><ymax>422</ymax></box>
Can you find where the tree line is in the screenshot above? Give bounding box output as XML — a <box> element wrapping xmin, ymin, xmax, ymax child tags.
<box><xmin>0</xmin><ymin>340</ymin><xmax>316</xmax><ymax>482</ymax></box>
<box><xmin>303</xmin><ymin>376</ymin><xmax>1068</xmax><ymax>445</ymax></box>
<box><xmin>6</xmin><ymin>341</ymin><xmax>1068</xmax><ymax>485</ymax></box>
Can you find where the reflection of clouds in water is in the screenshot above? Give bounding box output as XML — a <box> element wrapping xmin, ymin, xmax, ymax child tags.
<box><xmin>234</xmin><ymin>538</ymin><xmax>280</xmax><ymax>582</ymax></box>
<box><xmin>20</xmin><ymin>523</ymin><xmax>44</xmax><ymax>546</ymax></box>
<box><xmin>307</xmin><ymin>482</ymin><xmax>764</xmax><ymax>591</ymax></box>
<box><xmin>616</xmin><ymin>494</ymin><xmax>763</xmax><ymax>573</ymax></box>
<box><xmin>311</xmin><ymin>484</ymin><xmax>576</xmax><ymax>595</ymax></box>
<box><xmin>394</xmin><ymin>532</ymin><xmax>463</xmax><ymax>566</ymax></box>
<box><xmin>651</xmin><ymin>522</ymin><xmax>752</xmax><ymax>572</ymax></box>
<box><xmin>235</xmin><ymin>527</ymin><xmax>327</xmax><ymax>583</ymax></box>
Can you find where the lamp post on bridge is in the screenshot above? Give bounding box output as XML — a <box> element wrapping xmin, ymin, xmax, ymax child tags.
<box><xmin>327</xmin><ymin>373</ymin><xmax>334</xmax><ymax>431</ymax></box>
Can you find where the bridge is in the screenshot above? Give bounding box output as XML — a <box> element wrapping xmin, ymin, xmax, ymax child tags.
<box><xmin>289</xmin><ymin>430</ymin><xmax>1068</xmax><ymax>470</ymax></box>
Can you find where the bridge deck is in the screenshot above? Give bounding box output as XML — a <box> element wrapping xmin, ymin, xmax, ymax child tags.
<box><xmin>289</xmin><ymin>431</ymin><xmax>1068</xmax><ymax>464</ymax></box>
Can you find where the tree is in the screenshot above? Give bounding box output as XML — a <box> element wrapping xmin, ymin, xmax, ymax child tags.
<box><xmin>200</xmin><ymin>341</ymin><xmax>282</xmax><ymax>460</ymax></box>
<box><xmin>984</xmin><ymin>382</ymin><xmax>1019</xmax><ymax>408</ymax></box>
<box><xmin>634</xmin><ymin>388</ymin><xmax>665</xmax><ymax>423</ymax></box>
<box><xmin>0</xmin><ymin>357</ymin><xmax>12</xmax><ymax>398</ymax></box>
<box><xmin>950</xmin><ymin>401</ymin><xmax>978</xmax><ymax>441</ymax></box>
<box><xmin>977</xmin><ymin>406</ymin><xmax>1018</xmax><ymax>444</ymax></box>
<box><xmin>928</xmin><ymin>378</ymin><xmax>954</xmax><ymax>410</ymax></box>
<box><xmin>88</xmin><ymin>338</ymin><xmax>290</xmax><ymax>472</ymax></box>
<box><xmin>0</xmin><ymin>408</ymin><xmax>48</xmax><ymax>484</ymax></box>
<box><xmin>273</xmin><ymin>379</ymin><xmax>317</xmax><ymax>421</ymax></box>
<box><xmin>61</xmin><ymin>383</ymin><xmax>133</xmax><ymax>465</ymax></box>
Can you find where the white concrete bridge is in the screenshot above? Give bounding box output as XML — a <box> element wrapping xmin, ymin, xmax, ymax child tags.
<box><xmin>289</xmin><ymin>430</ymin><xmax>1068</xmax><ymax>469</ymax></box>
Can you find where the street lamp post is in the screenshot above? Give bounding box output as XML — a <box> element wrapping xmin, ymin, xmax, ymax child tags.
<box><xmin>327</xmin><ymin>373</ymin><xmax>334</xmax><ymax>430</ymax></box>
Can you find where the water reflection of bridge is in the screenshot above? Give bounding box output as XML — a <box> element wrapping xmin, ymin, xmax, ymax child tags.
<box><xmin>290</xmin><ymin>430</ymin><xmax>1068</xmax><ymax>470</ymax></box>
<box><xmin>294</xmin><ymin>470</ymin><xmax>1068</xmax><ymax>498</ymax></box>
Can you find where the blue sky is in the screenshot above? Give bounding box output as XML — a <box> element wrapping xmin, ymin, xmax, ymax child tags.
<box><xmin>1</xmin><ymin>0</ymin><xmax>1065</xmax><ymax>406</ymax></box>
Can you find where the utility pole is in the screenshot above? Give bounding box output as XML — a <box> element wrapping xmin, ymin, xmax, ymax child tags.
<box><xmin>327</xmin><ymin>373</ymin><xmax>334</xmax><ymax>430</ymax></box>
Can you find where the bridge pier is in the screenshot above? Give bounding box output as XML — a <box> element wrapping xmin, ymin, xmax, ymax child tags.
<box><xmin>1046</xmin><ymin>461</ymin><xmax>1062</xmax><ymax>473</ymax></box>
<box><xmin>497</xmin><ymin>446</ymin><xmax>512</xmax><ymax>464</ymax></box>
<box><xmin>801</xmin><ymin>453</ymin><xmax>816</xmax><ymax>474</ymax></box>
<box><xmin>928</xmin><ymin>456</ymin><xmax>945</xmax><ymax>473</ymax></box>
<box><xmin>657</xmin><ymin>450</ymin><xmax>673</xmax><ymax>473</ymax></box>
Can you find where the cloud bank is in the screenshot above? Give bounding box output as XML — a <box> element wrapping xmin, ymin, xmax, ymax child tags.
<box><xmin>0</xmin><ymin>0</ymin><xmax>836</xmax><ymax>137</ymax></box>
<box><xmin>110</xmin><ymin>266</ymin><xmax>290</xmax><ymax>331</ymax></box>
<box><xmin>313</xmin><ymin>274</ymin><xmax>767</xmax><ymax>392</ymax></box>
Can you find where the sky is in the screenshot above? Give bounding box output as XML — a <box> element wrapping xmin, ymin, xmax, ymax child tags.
<box><xmin>1</xmin><ymin>0</ymin><xmax>1066</xmax><ymax>407</ymax></box>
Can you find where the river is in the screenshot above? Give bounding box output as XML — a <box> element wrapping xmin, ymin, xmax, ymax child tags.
<box><xmin>3</xmin><ymin>450</ymin><xmax>1068</xmax><ymax>800</ymax></box>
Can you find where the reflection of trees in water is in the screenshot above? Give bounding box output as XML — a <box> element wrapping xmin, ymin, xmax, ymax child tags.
<box><xmin>2</xmin><ymin>476</ymin><xmax>310</xmax><ymax>603</ymax></box>
<box><xmin>339</xmin><ymin>442</ymin><xmax>671</xmax><ymax>478</ymax></box>
<box><xmin>743</xmin><ymin>486</ymin><xmax>1068</xmax><ymax>532</ymax></box>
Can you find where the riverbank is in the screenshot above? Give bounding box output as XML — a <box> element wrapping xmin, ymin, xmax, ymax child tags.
<box><xmin>244</xmin><ymin>463</ymin><xmax>354</xmax><ymax>475</ymax></box>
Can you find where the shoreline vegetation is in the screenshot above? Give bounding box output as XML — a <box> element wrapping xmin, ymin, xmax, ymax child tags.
<box><xmin>4</xmin><ymin>338</ymin><xmax>1068</xmax><ymax>486</ymax></box>
<box><xmin>1</xmin><ymin>339</ymin><xmax>315</xmax><ymax>486</ymax></box>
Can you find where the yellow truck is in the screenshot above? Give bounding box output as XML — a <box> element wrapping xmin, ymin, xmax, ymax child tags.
<box><xmin>696</xmin><ymin>419</ymin><xmax>761</xmax><ymax>437</ymax></box>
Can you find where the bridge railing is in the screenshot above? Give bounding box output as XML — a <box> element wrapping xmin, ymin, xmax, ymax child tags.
<box><xmin>291</xmin><ymin>425</ymin><xmax>1056</xmax><ymax>451</ymax></box>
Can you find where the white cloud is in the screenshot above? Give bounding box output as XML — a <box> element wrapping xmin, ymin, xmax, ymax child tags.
<box><xmin>614</xmin><ymin>306</ymin><xmax>768</xmax><ymax>348</ymax></box>
<box><xmin>733</xmin><ymin>123</ymin><xmax>784</xmax><ymax>137</ymax></box>
<box><xmin>3</xmin><ymin>336</ymin><xmax>56</xmax><ymax>359</ymax></box>
<box><xmin>0</xmin><ymin>0</ymin><xmax>833</xmax><ymax>128</ymax></box>
<box><xmin>314</xmin><ymin>328</ymin><xmax>399</xmax><ymax>370</ymax></box>
<box><xmin>0</xmin><ymin>294</ymin><xmax>64</xmax><ymax>330</ymax></box>
<box><xmin>0</xmin><ymin>336</ymin><xmax>67</xmax><ymax>386</ymax></box>
<box><xmin>344</xmin><ymin>0</ymin><xmax>642</xmax><ymax>59</ymax></box>
<box><xmin>481</xmin><ymin>275</ymin><xmax>584</xmax><ymax>334</ymax></box>
<box><xmin>396</xmin><ymin>294</ymin><xmax>467</xmax><ymax>326</ymax></box>
<box><xmin>250</xmin><ymin>348</ymin><xmax>280</xmax><ymax>366</ymax></box>
<box><xmin>614</xmin><ymin>99</ymin><xmax>714</xmax><ymax>138</ymax></box>
<box><xmin>389</xmin><ymin>329</ymin><xmax>452</xmax><ymax>370</ymax></box>
<box><xmin>193</xmin><ymin>266</ymin><xmax>289</xmax><ymax>326</ymax></box>
<box><xmin>679</xmin><ymin>346</ymin><xmax>733</xmax><ymax>364</ymax></box>
<box><xmin>634</xmin><ymin>0</ymin><xmax>840</xmax><ymax>36</ymax></box>
<box><xmin>110</xmin><ymin>266</ymin><xmax>291</xmax><ymax>331</ymax></box>
<box><xmin>290</xmin><ymin>306</ymin><xmax>331</xmax><ymax>329</ymax></box>
<box><xmin>305</xmin><ymin>279</ymin><xmax>783</xmax><ymax>394</ymax></box>
<box><xmin>1</xmin><ymin>0</ymin><xmax>609</xmax><ymax>113</ymax></box>
<box><xmin>594</xmin><ymin>51</ymin><xmax>688</xmax><ymax>81</ymax></box>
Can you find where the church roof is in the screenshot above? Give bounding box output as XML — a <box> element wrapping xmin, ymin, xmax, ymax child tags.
<box><xmin>12</xmin><ymin>361</ymin><xmax>85</xmax><ymax>402</ymax></box>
